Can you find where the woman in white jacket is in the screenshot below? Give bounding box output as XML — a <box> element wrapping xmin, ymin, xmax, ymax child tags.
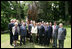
<box><xmin>12</xmin><ymin>22</ymin><xmax>20</xmax><ymax>47</ymax></box>
<box><xmin>31</xmin><ymin>21</ymin><xmax>37</xmax><ymax>43</ymax></box>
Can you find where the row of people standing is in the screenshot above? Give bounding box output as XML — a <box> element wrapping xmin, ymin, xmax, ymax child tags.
<box><xmin>8</xmin><ymin>19</ymin><xmax>66</xmax><ymax>48</ymax></box>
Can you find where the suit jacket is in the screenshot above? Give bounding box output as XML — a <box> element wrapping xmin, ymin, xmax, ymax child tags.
<box><xmin>58</xmin><ymin>28</ymin><xmax>66</xmax><ymax>40</ymax></box>
<box><xmin>8</xmin><ymin>23</ymin><xmax>14</xmax><ymax>34</ymax></box>
<box><xmin>44</xmin><ymin>26</ymin><xmax>48</xmax><ymax>36</ymax></box>
<box><xmin>52</xmin><ymin>25</ymin><xmax>59</xmax><ymax>39</ymax></box>
<box><xmin>28</xmin><ymin>24</ymin><xmax>33</xmax><ymax>33</ymax></box>
<box><xmin>20</xmin><ymin>26</ymin><xmax>27</xmax><ymax>36</ymax></box>
<box><xmin>50</xmin><ymin>26</ymin><xmax>53</xmax><ymax>37</ymax></box>
<box><xmin>18</xmin><ymin>23</ymin><xmax>21</xmax><ymax>27</ymax></box>
<box><xmin>12</xmin><ymin>26</ymin><xmax>20</xmax><ymax>35</ymax></box>
<box><xmin>31</xmin><ymin>26</ymin><xmax>37</xmax><ymax>34</ymax></box>
<box><xmin>47</xmin><ymin>26</ymin><xmax>52</xmax><ymax>38</ymax></box>
<box><xmin>38</xmin><ymin>25</ymin><xmax>45</xmax><ymax>36</ymax></box>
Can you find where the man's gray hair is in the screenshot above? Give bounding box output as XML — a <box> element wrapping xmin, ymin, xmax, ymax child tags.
<box><xmin>59</xmin><ymin>23</ymin><xmax>63</xmax><ymax>26</ymax></box>
<box><xmin>14</xmin><ymin>22</ymin><xmax>18</xmax><ymax>25</ymax></box>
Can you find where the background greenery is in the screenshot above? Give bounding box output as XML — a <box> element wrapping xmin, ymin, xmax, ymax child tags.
<box><xmin>1</xmin><ymin>1</ymin><xmax>71</xmax><ymax>31</ymax></box>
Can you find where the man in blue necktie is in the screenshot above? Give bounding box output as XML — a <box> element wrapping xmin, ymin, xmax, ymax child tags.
<box><xmin>20</xmin><ymin>22</ymin><xmax>27</xmax><ymax>46</ymax></box>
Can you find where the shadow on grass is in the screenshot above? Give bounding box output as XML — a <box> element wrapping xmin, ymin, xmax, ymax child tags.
<box><xmin>14</xmin><ymin>41</ymin><xmax>53</xmax><ymax>48</ymax></box>
<box><xmin>14</xmin><ymin>42</ymin><xmax>35</xmax><ymax>48</ymax></box>
<box><xmin>1</xmin><ymin>32</ymin><xmax>10</xmax><ymax>34</ymax></box>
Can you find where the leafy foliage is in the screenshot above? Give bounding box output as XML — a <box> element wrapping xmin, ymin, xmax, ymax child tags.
<box><xmin>1</xmin><ymin>1</ymin><xmax>71</xmax><ymax>31</ymax></box>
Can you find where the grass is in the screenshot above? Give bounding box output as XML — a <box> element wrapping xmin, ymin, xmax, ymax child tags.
<box><xmin>1</xmin><ymin>25</ymin><xmax>71</xmax><ymax>48</ymax></box>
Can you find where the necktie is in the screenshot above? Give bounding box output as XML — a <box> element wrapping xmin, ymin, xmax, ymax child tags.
<box><xmin>15</xmin><ymin>27</ymin><xmax>17</xmax><ymax>33</ymax></box>
<box><xmin>54</xmin><ymin>25</ymin><xmax>56</xmax><ymax>29</ymax></box>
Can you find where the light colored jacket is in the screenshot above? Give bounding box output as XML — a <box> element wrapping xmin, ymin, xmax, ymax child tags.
<box><xmin>12</xmin><ymin>26</ymin><xmax>20</xmax><ymax>35</ymax></box>
<box><xmin>52</xmin><ymin>25</ymin><xmax>59</xmax><ymax>39</ymax></box>
<box><xmin>58</xmin><ymin>28</ymin><xmax>66</xmax><ymax>40</ymax></box>
<box><xmin>31</xmin><ymin>26</ymin><xmax>37</xmax><ymax>34</ymax></box>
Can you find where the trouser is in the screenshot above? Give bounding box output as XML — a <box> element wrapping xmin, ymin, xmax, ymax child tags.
<box><xmin>32</xmin><ymin>33</ymin><xmax>37</xmax><ymax>43</ymax></box>
<box><xmin>59</xmin><ymin>40</ymin><xmax>64</xmax><ymax>48</ymax></box>
<box><xmin>44</xmin><ymin>36</ymin><xmax>47</xmax><ymax>45</ymax></box>
<box><xmin>36</xmin><ymin>36</ymin><xmax>38</xmax><ymax>43</ymax></box>
<box><xmin>39</xmin><ymin>36</ymin><xmax>42</xmax><ymax>44</ymax></box>
<box><xmin>44</xmin><ymin>36</ymin><xmax>50</xmax><ymax>45</ymax></box>
<box><xmin>27</xmin><ymin>31</ymin><xmax>32</xmax><ymax>42</ymax></box>
<box><xmin>29</xmin><ymin>34</ymin><xmax>32</xmax><ymax>42</ymax></box>
<box><xmin>10</xmin><ymin>33</ymin><xmax>13</xmax><ymax>45</ymax></box>
<box><xmin>39</xmin><ymin>36</ymin><xmax>44</xmax><ymax>44</ymax></box>
<box><xmin>52</xmin><ymin>38</ymin><xmax>57</xmax><ymax>48</ymax></box>
<box><xmin>47</xmin><ymin>37</ymin><xmax>50</xmax><ymax>45</ymax></box>
<box><xmin>20</xmin><ymin>36</ymin><xmax>26</xmax><ymax>45</ymax></box>
<box><xmin>50</xmin><ymin>36</ymin><xmax>53</xmax><ymax>43</ymax></box>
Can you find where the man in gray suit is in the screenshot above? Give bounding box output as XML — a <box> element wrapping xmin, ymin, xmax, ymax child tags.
<box><xmin>52</xmin><ymin>21</ymin><xmax>59</xmax><ymax>48</ymax></box>
<box><xmin>58</xmin><ymin>23</ymin><xmax>66</xmax><ymax>48</ymax></box>
<box><xmin>20</xmin><ymin>22</ymin><xmax>27</xmax><ymax>45</ymax></box>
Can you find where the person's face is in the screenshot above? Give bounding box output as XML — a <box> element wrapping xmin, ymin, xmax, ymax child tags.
<box><xmin>34</xmin><ymin>23</ymin><xmax>36</xmax><ymax>27</ymax></box>
<box><xmin>15</xmin><ymin>20</ymin><xmax>16</xmax><ymax>22</ymax></box>
<box><xmin>47</xmin><ymin>24</ymin><xmax>49</xmax><ymax>26</ymax></box>
<box><xmin>13</xmin><ymin>20</ymin><xmax>15</xmax><ymax>23</ymax></box>
<box><xmin>43</xmin><ymin>23</ymin><xmax>45</xmax><ymax>25</ymax></box>
<box><xmin>21</xmin><ymin>21</ymin><xmax>23</xmax><ymax>23</ymax></box>
<box><xmin>38</xmin><ymin>23</ymin><xmax>40</xmax><ymax>26</ymax></box>
<box><xmin>54</xmin><ymin>22</ymin><xmax>56</xmax><ymax>25</ymax></box>
<box><xmin>59</xmin><ymin>25</ymin><xmax>63</xmax><ymax>28</ymax></box>
<box><xmin>21</xmin><ymin>21</ymin><xmax>24</xmax><ymax>24</ymax></box>
<box><xmin>42</xmin><ymin>22</ymin><xmax>43</xmax><ymax>24</ymax></box>
<box><xmin>27</xmin><ymin>21</ymin><xmax>29</xmax><ymax>24</ymax></box>
<box><xmin>31</xmin><ymin>22</ymin><xmax>32</xmax><ymax>24</ymax></box>
<box><xmin>17</xmin><ymin>20</ymin><xmax>19</xmax><ymax>23</ymax></box>
<box><xmin>39</xmin><ymin>22</ymin><xmax>41</xmax><ymax>25</ymax></box>
<box><xmin>38</xmin><ymin>23</ymin><xmax>39</xmax><ymax>26</ymax></box>
<box><xmin>23</xmin><ymin>23</ymin><xmax>25</xmax><ymax>26</ymax></box>
<box><xmin>50</xmin><ymin>22</ymin><xmax>51</xmax><ymax>25</ymax></box>
<box><xmin>50</xmin><ymin>23</ymin><xmax>52</xmax><ymax>26</ymax></box>
<box><xmin>15</xmin><ymin>24</ymin><xmax>18</xmax><ymax>27</ymax></box>
<box><xmin>44</xmin><ymin>23</ymin><xmax>46</xmax><ymax>26</ymax></box>
<box><xmin>12</xmin><ymin>21</ymin><xmax>14</xmax><ymax>23</ymax></box>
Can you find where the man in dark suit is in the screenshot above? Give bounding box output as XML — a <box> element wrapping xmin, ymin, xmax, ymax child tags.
<box><xmin>28</xmin><ymin>20</ymin><xmax>33</xmax><ymax>42</ymax></box>
<box><xmin>43</xmin><ymin>22</ymin><xmax>48</xmax><ymax>45</ymax></box>
<box><xmin>58</xmin><ymin>23</ymin><xmax>66</xmax><ymax>48</ymax></box>
<box><xmin>20</xmin><ymin>22</ymin><xmax>27</xmax><ymax>45</ymax></box>
<box><xmin>8</xmin><ymin>19</ymin><xmax>14</xmax><ymax>45</ymax></box>
<box><xmin>36</xmin><ymin>22</ymin><xmax>39</xmax><ymax>43</ymax></box>
<box><xmin>49</xmin><ymin>22</ymin><xmax>53</xmax><ymax>44</ymax></box>
<box><xmin>38</xmin><ymin>22</ymin><xmax>45</xmax><ymax>45</ymax></box>
<box><xmin>52</xmin><ymin>21</ymin><xmax>59</xmax><ymax>48</ymax></box>
<box><xmin>46</xmin><ymin>22</ymin><xmax>52</xmax><ymax>46</ymax></box>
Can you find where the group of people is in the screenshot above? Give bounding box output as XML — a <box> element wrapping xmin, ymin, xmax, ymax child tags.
<box><xmin>8</xmin><ymin>19</ymin><xmax>66</xmax><ymax>48</ymax></box>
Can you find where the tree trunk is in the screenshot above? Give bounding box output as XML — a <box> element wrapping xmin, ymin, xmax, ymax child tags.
<box><xmin>65</xmin><ymin>1</ymin><xmax>68</xmax><ymax>21</ymax></box>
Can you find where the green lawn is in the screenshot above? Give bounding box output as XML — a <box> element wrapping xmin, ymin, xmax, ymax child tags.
<box><xmin>1</xmin><ymin>25</ymin><xmax>71</xmax><ymax>48</ymax></box>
